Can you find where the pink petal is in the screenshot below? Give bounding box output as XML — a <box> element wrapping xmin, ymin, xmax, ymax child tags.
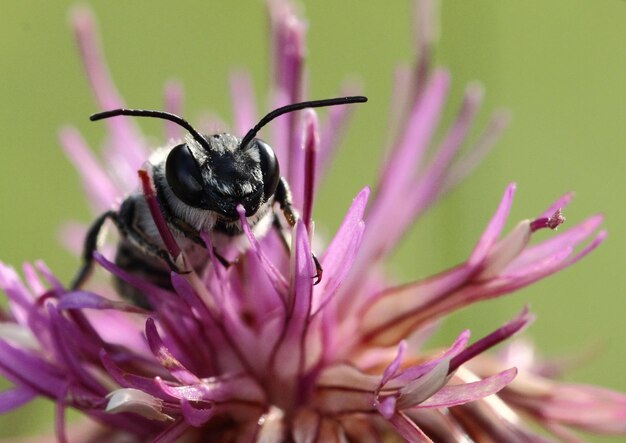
<box><xmin>55</xmin><ymin>385</ymin><xmax>69</xmax><ymax>443</ymax></box>
<box><xmin>0</xmin><ymin>385</ymin><xmax>37</xmax><ymax>413</ymax></box>
<box><xmin>539</xmin><ymin>191</ymin><xmax>575</xmax><ymax>218</ymax></box>
<box><xmin>0</xmin><ymin>339</ymin><xmax>66</xmax><ymax>398</ymax></box>
<box><xmin>163</xmin><ymin>80</ymin><xmax>185</xmax><ymax>141</ymax></box>
<box><xmin>34</xmin><ymin>261</ymin><xmax>65</xmax><ymax>294</ymax></box>
<box><xmin>272</xmin><ymin>222</ymin><xmax>314</xmax><ymax>380</ymax></box>
<box><xmin>315</xmin><ymin>187</ymin><xmax>369</xmax><ymax>314</ymax></box>
<box><xmin>138</xmin><ymin>169</ymin><xmax>181</xmax><ymax>258</ymax></box>
<box><xmin>57</xmin><ymin>291</ymin><xmax>147</xmax><ymax>314</ymax></box>
<box><xmin>70</xmin><ymin>6</ymin><xmax>147</xmax><ymax>173</ymax></box>
<box><xmin>449</xmin><ymin>307</ymin><xmax>534</xmax><ymax>372</ymax></box>
<box><xmin>145</xmin><ymin>318</ymin><xmax>201</xmax><ymax>385</ymax></box>
<box><xmin>21</xmin><ymin>263</ymin><xmax>45</xmax><ymax>299</ymax></box>
<box><xmin>478</xmin><ymin>220</ymin><xmax>532</xmax><ymax>280</ymax></box>
<box><xmin>376</xmin><ymin>395</ymin><xmax>397</xmax><ymax>420</ymax></box>
<box><xmin>230</xmin><ymin>70</ymin><xmax>258</xmax><ymax>137</ymax></box>
<box><xmin>47</xmin><ymin>307</ymin><xmax>108</xmax><ymax>396</ymax></box>
<box><xmin>58</xmin><ymin>222</ymin><xmax>88</xmax><ymax>256</ymax></box>
<box><xmin>445</xmin><ymin>109</ymin><xmax>511</xmax><ymax>191</ymax></box>
<box><xmin>358</xmin><ymin>70</ymin><xmax>451</xmax><ymax>270</ymax></box>
<box><xmin>407</xmin><ymin>82</ymin><xmax>485</xmax><ymax>219</ymax></box>
<box><xmin>301</xmin><ymin>110</ymin><xmax>320</xmax><ymax>231</ymax></box>
<box><xmin>396</xmin><ymin>330</ymin><xmax>471</xmax><ymax>382</ymax></box>
<box><xmin>237</xmin><ymin>205</ymin><xmax>289</xmax><ymax>301</ymax></box>
<box><xmin>387</xmin><ymin>412</ymin><xmax>433</xmax><ymax>442</ymax></box>
<box><xmin>100</xmin><ymin>350</ymin><xmax>169</xmax><ymax>398</ymax></box>
<box><xmin>412</xmin><ymin>0</ymin><xmax>437</xmax><ymax>87</ymax></box>
<box><xmin>376</xmin><ymin>69</ymin><xmax>451</xmax><ymax>202</ymax></box>
<box><xmin>380</xmin><ymin>341</ymin><xmax>407</xmax><ymax>387</ymax></box>
<box><xmin>70</xmin><ymin>6</ymin><xmax>124</xmax><ymax>111</ymax></box>
<box><xmin>418</xmin><ymin>368</ymin><xmax>517</xmax><ymax>408</ymax></box>
<box><xmin>540</xmin><ymin>384</ymin><xmax>626</xmax><ymax>433</ymax></box>
<box><xmin>268</xmin><ymin>0</ymin><xmax>306</xmax><ymax>169</ymax></box>
<box><xmin>469</xmin><ymin>183</ymin><xmax>516</xmax><ymax>265</ymax></box>
<box><xmin>360</xmin><ymin>263</ymin><xmax>475</xmax><ymax>346</ymax></box>
<box><xmin>317</xmin><ymin>363</ymin><xmax>385</xmax><ymax>391</ymax></box>
<box><xmin>152</xmin><ymin>418</ymin><xmax>190</xmax><ymax>443</ymax></box>
<box><xmin>93</xmin><ymin>252</ymin><xmax>177</xmax><ymax>311</ymax></box>
<box><xmin>396</xmin><ymin>359</ymin><xmax>449</xmax><ymax>408</ymax></box>
<box><xmin>314</xmin><ymin>388</ymin><xmax>376</xmax><ymax>415</ymax></box>
<box><xmin>180</xmin><ymin>399</ymin><xmax>214</xmax><ymax>427</ymax></box>
<box><xmin>509</xmin><ymin>214</ymin><xmax>604</xmax><ymax>272</ymax></box>
<box><xmin>316</xmin><ymin>83</ymin><xmax>364</xmax><ymax>180</ymax></box>
<box><xmin>256</xmin><ymin>406</ymin><xmax>286</xmax><ymax>442</ymax></box>
<box><xmin>292</xmin><ymin>409</ymin><xmax>322</xmax><ymax>443</ymax></box>
<box><xmin>0</xmin><ymin>262</ymin><xmax>35</xmax><ymax>322</ymax></box>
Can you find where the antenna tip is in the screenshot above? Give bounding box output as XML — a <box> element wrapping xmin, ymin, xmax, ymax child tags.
<box><xmin>89</xmin><ymin>110</ymin><xmax>116</xmax><ymax>122</ymax></box>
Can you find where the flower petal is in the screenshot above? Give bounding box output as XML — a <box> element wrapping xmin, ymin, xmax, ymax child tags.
<box><xmin>106</xmin><ymin>388</ymin><xmax>172</xmax><ymax>421</ymax></box>
<box><xmin>59</xmin><ymin>127</ymin><xmax>119</xmax><ymax>212</ymax></box>
<box><xmin>268</xmin><ymin>0</ymin><xmax>306</xmax><ymax>169</ymax></box>
<box><xmin>145</xmin><ymin>318</ymin><xmax>201</xmax><ymax>385</ymax></box>
<box><xmin>381</xmin><ymin>341</ymin><xmax>407</xmax><ymax>387</ymax></box>
<box><xmin>0</xmin><ymin>385</ymin><xmax>37</xmax><ymax>414</ymax></box>
<box><xmin>0</xmin><ymin>322</ymin><xmax>40</xmax><ymax>350</ymax></box>
<box><xmin>418</xmin><ymin>368</ymin><xmax>517</xmax><ymax>409</ymax></box>
<box><xmin>315</xmin><ymin>187</ymin><xmax>369</xmax><ymax>314</ymax></box>
<box><xmin>57</xmin><ymin>291</ymin><xmax>147</xmax><ymax>314</ymax></box>
<box><xmin>387</xmin><ymin>412</ymin><xmax>433</xmax><ymax>442</ymax></box>
<box><xmin>163</xmin><ymin>80</ymin><xmax>185</xmax><ymax>141</ymax></box>
<box><xmin>469</xmin><ymin>183</ymin><xmax>516</xmax><ymax>266</ymax></box>
<box><xmin>230</xmin><ymin>70</ymin><xmax>258</xmax><ymax>136</ymax></box>
<box><xmin>237</xmin><ymin>205</ymin><xmax>289</xmax><ymax>301</ymax></box>
<box><xmin>180</xmin><ymin>398</ymin><xmax>214</xmax><ymax>427</ymax></box>
<box><xmin>396</xmin><ymin>358</ymin><xmax>450</xmax><ymax>409</ymax></box>
<box><xmin>449</xmin><ymin>306</ymin><xmax>534</xmax><ymax>373</ymax></box>
<box><xmin>71</xmin><ymin>5</ymin><xmax>147</xmax><ymax>186</ymax></box>
<box><xmin>152</xmin><ymin>418</ymin><xmax>190</xmax><ymax>443</ymax></box>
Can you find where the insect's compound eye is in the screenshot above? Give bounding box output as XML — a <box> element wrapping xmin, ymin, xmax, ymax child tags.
<box><xmin>165</xmin><ymin>144</ymin><xmax>204</xmax><ymax>207</ymax></box>
<box><xmin>255</xmin><ymin>140</ymin><xmax>280</xmax><ymax>201</ymax></box>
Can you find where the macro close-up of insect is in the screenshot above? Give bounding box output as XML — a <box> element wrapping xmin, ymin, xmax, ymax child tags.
<box><xmin>1</xmin><ymin>1</ymin><xmax>625</xmax><ymax>441</ymax></box>
<box><xmin>71</xmin><ymin>96</ymin><xmax>367</xmax><ymax>307</ymax></box>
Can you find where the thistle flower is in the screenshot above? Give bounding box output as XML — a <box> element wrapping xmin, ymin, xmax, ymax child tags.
<box><xmin>0</xmin><ymin>1</ymin><xmax>624</xmax><ymax>442</ymax></box>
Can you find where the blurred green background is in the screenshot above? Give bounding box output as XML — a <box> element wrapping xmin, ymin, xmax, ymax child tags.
<box><xmin>0</xmin><ymin>0</ymin><xmax>624</xmax><ymax>440</ymax></box>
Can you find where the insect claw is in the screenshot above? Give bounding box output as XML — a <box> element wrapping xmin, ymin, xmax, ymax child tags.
<box><xmin>312</xmin><ymin>253</ymin><xmax>323</xmax><ymax>285</ymax></box>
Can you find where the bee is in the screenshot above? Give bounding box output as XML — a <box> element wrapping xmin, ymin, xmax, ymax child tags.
<box><xmin>71</xmin><ymin>96</ymin><xmax>367</xmax><ymax>307</ymax></box>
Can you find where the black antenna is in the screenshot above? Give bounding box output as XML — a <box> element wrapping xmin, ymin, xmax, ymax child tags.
<box><xmin>239</xmin><ymin>96</ymin><xmax>368</xmax><ymax>149</ymax></box>
<box><xmin>90</xmin><ymin>109</ymin><xmax>211</xmax><ymax>152</ymax></box>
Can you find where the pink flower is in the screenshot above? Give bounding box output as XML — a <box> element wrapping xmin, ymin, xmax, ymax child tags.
<box><xmin>0</xmin><ymin>1</ymin><xmax>622</xmax><ymax>442</ymax></box>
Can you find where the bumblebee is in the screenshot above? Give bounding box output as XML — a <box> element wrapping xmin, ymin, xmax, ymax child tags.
<box><xmin>71</xmin><ymin>96</ymin><xmax>367</xmax><ymax>306</ymax></box>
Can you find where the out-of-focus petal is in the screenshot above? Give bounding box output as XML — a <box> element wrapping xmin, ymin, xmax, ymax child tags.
<box><xmin>0</xmin><ymin>386</ymin><xmax>37</xmax><ymax>414</ymax></box>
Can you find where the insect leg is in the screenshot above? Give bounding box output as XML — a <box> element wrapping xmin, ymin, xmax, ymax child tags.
<box><xmin>212</xmin><ymin>248</ymin><xmax>235</xmax><ymax>268</ymax></box>
<box><xmin>274</xmin><ymin>177</ymin><xmax>298</xmax><ymax>226</ymax></box>
<box><xmin>273</xmin><ymin>178</ymin><xmax>323</xmax><ymax>284</ymax></box>
<box><xmin>71</xmin><ymin>210</ymin><xmax>118</xmax><ymax>290</ymax></box>
<box><xmin>117</xmin><ymin>198</ymin><xmax>180</xmax><ymax>274</ymax></box>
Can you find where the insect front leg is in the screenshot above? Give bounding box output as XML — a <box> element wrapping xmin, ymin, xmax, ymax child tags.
<box><xmin>71</xmin><ymin>200</ymin><xmax>180</xmax><ymax>292</ymax></box>
<box><xmin>71</xmin><ymin>210</ymin><xmax>119</xmax><ymax>290</ymax></box>
<box><xmin>116</xmin><ymin>196</ymin><xmax>180</xmax><ymax>273</ymax></box>
<box><xmin>273</xmin><ymin>177</ymin><xmax>323</xmax><ymax>284</ymax></box>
